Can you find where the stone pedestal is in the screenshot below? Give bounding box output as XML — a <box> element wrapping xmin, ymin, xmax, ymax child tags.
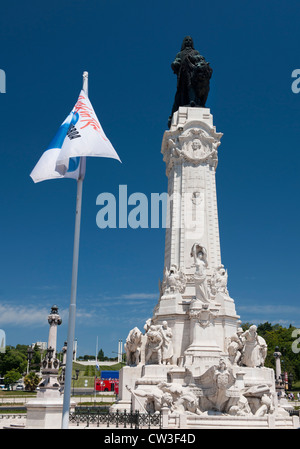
<box><xmin>113</xmin><ymin>365</ymin><xmax>143</xmax><ymax>411</ymax></box>
<box><xmin>26</xmin><ymin>397</ymin><xmax>64</xmax><ymax>429</ymax></box>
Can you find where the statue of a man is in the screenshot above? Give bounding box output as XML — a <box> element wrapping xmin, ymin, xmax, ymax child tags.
<box><xmin>168</xmin><ymin>36</ymin><xmax>213</xmax><ymax>127</ymax></box>
<box><xmin>241</xmin><ymin>325</ymin><xmax>267</xmax><ymax>368</ymax></box>
<box><xmin>161</xmin><ymin>321</ymin><xmax>173</xmax><ymax>365</ymax></box>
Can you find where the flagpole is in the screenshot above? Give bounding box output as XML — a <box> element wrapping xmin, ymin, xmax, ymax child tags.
<box><xmin>61</xmin><ymin>72</ymin><xmax>88</xmax><ymax>429</ymax></box>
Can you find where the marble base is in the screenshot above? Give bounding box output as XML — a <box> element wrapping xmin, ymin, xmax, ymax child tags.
<box><xmin>26</xmin><ymin>397</ymin><xmax>64</xmax><ymax>429</ymax></box>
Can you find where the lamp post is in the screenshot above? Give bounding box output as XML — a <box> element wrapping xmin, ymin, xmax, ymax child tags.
<box><xmin>288</xmin><ymin>373</ymin><xmax>294</xmax><ymax>392</ymax></box>
<box><xmin>27</xmin><ymin>346</ymin><xmax>34</xmax><ymax>374</ymax></box>
<box><xmin>281</xmin><ymin>347</ymin><xmax>288</xmax><ymax>391</ymax></box>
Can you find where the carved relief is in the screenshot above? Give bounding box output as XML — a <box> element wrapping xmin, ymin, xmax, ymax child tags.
<box><xmin>188</xmin><ymin>303</ymin><xmax>218</xmax><ymax>328</ymax></box>
<box><xmin>130</xmin><ymin>382</ymin><xmax>201</xmax><ymax>415</ymax></box>
<box><xmin>160</xmin><ymin>264</ymin><xmax>186</xmax><ymax>296</ymax></box>
<box><xmin>210</xmin><ymin>265</ymin><xmax>229</xmax><ymax>296</ymax></box>
<box><xmin>163</xmin><ymin>126</ymin><xmax>222</xmax><ymax>175</ymax></box>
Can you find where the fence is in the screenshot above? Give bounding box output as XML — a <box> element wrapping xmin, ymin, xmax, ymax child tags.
<box><xmin>69</xmin><ymin>407</ymin><xmax>162</xmax><ymax>429</ymax></box>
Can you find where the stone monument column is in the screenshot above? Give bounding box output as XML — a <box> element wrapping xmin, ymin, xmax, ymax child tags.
<box><xmin>47</xmin><ymin>305</ymin><xmax>62</xmax><ymax>359</ymax></box>
<box><xmin>154</xmin><ymin>106</ymin><xmax>239</xmax><ymax>371</ymax></box>
<box><xmin>26</xmin><ymin>305</ymin><xmax>70</xmax><ymax>429</ymax></box>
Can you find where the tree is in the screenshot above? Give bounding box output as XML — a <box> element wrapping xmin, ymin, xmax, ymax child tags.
<box><xmin>98</xmin><ymin>349</ymin><xmax>104</xmax><ymax>361</ymax></box>
<box><xmin>0</xmin><ymin>346</ymin><xmax>27</xmax><ymax>376</ymax></box>
<box><xmin>24</xmin><ymin>371</ymin><xmax>41</xmax><ymax>391</ymax></box>
<box><xmin>4</xmin><ymin>369</ymin><xmax>22</xmax><ymax>387</ymax></box>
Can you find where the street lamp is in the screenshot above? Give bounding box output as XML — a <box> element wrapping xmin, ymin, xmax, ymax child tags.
<box><xmin>288</xmin><ymin>373</ymin><xmax>294</xmax><ymax>391</ymax></box>
<box><xmin>281</xmin><ymin>347</ymin><xmax>288</xmax><ymax>390</ymax></box>
<box><xmin>27</xmin><ymin>346</ymin><xmax>34</xmax><ymax>374</ymax></box>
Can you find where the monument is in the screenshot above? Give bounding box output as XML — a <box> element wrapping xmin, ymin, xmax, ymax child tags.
<box><xmin>113</xmin><ymin>37</ymin><xmax>299</xmax><ymax>429</ymax></box>
<box><xmin>26</xmin><ymin>305</ymin><xmax>71</xmax><ymax>429</ymax></box>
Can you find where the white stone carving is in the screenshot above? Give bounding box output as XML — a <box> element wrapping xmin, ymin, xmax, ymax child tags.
<box><xmin>131</xmin><ymin>382</ymin><xmax>201</xmax><ymax>415</ymax></box>
<box><xmin>227</xmin><ymin>327</ymin><xmax>244</xmax><ymax>365</ymax></box>
<box><xmin>145</xmin><ymin>321</ymin><xmax>174</xmax><ymax>365</ymax></box>
<box><xmin>210</xmin><ymin>265</ymin><xmax>229</xmax><ymax>296</ymax></box>
<box><xmin>124</xmin><ymin>327</ymin><xmax>142</xmax><ymax>366</ymax></box>
<box><xmin>164</xmin><ymin>126</ymin><xmax>221</xmax><ymax>176</ymax></box>
<box><xmin>191</xmin><ymin>243</ymin><xmax>210</xmax><ymax>303</ymax></box>
<box><xmin>188</xmin><ymin>303</ymin><xmax>218</xmax><ymax>328</ymax></box>
<box><xmin>161</xmin><ymin>321</ymin><xmax>174</xmax><ymax>364</ymax></box>
<box><xmin>160</xmin><ymin>264</ymin><xmax>186</xmax><ymax>296</ymax></box>
<box><xmin>241</xmin><ymin>325</ymin><xmax>267</xmax><ymax>368</ymax></box>
<box><xmin>227</xmin><ymin>325</ymin><xmax>268</xmax><ymax>368</ymax></box>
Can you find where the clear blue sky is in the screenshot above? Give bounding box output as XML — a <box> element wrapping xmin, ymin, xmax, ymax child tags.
<box><xmin>0</xmin><ymin>0</ymin><xmax>299</xmax><ymax>357</ymax></box>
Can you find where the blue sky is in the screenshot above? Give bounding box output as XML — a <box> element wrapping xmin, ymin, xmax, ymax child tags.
<box><xmin>0</xmin><ymin>0</ymin><xmax>299</xmax><ymax>357</ymax></box>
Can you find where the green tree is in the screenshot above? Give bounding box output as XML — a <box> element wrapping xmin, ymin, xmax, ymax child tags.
<box><xmin>4</xmin><ymin>369</ymin><xmax>22</xmax><ymax>387</ymax></box>
<box><xmin>98</xmin><ymin>349</ymin><xmax>105</xmax><ymax>361</ymax></box>
<box><xmin>24</xmin><ymin>371</ymin><xmax>41</xmax><ymax>391</ymax></box>
<box><xmin>0</xmin><ymin>346</ymin><xmax>27</xmax><ymax>376</ymax></box>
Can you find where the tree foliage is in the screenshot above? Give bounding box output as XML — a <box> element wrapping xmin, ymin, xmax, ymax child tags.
<box><xmin>4</xmin><ymin>369</ymin><xmax>22</xmax><ymax>386</ymax></box>
<box><xmin>24</xmin><ymin>371</ymin><xmax>41</xmax><ymax>391</ymax></box>
<box><xmin>0</xmin><ymin>346</ymin><xmax>27</xmax><ymax>376</ymax></box>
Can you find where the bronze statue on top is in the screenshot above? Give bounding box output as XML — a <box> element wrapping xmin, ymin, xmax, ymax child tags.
<box><xmin>168</xmin><ymin>36</ymin><xmax>213</xmax><ymax>128</ymax></box>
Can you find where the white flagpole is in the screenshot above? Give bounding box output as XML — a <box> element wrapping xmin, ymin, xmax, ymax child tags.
<box><xmin>61</xmin><ymin>72</ymin><xmax>88</xmax><ymax>429</ymax></box>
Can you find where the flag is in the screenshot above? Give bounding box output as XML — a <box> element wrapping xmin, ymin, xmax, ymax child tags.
<box><xmin>30</xmin><ymin>90</ymin><xmax>121</xmax><ymax>183</ymax></box>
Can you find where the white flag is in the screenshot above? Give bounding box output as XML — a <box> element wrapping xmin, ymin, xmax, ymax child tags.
<box><xmin>30</xmin><ymin>90</ymin><xmax>121</xmax><ymax>183</ymax></box>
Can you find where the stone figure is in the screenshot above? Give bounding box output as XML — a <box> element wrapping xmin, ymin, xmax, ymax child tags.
<box><xmin>161</xmin><ymin>321</ymin><xmax>174</xmax><ymax>365</ymax></box>
<box><xmin>144</xmin><ymin>318</ymin><xmax>153</xmax><ymax>333</ymax></box>
<box><xmin>131</xmin><ymin>382</ymin><xmax>201</xmax><ymax>415</ymax></box>
<box><xmin>161</xmin><ymin>264</ymin><xmax>186</xmax><ymax>295</ymax></box>
<box><xmin>227</xmin><ymin>328</ymin><xmax>244</xmax><ymax>365</ymax></box>
<box><xmin>195</xmin><ymin>358</ymin><xmax>243</xmax><ymax>414</ymax></box>
<box><xmin>241</xmin><ymin>325</ymin><xmax>267</xmax><ymax>368</ymax></box>
<box><xmin>131</xmin><ymin>382</ymin><xmax>182</xmax><ymax>414</ymax></box>
<box><xmin>243</xmin><ymin>384</ymin><xmax>275</xmax><ymax>416</ymax></box>
<box><xmin>212</xmin><ymin>358</ymin><xmax>237</xmax><ymax>412</ymax></box>
<box><xmin>168</xmin><ymin>36</ymin><xmax>213</xmax><ymax>127</ymax></box>
<box><xmin>191</xmin><ymin>243</ymin><xmax>210</xmax><ymax>303</ymax></box>
<box><xmin>174</xmin><ymin>391</ymin><xmax>202</xmax><ymax>415</ymax></box>
<box><xmin>210</xmin><ymin>265</ymin><xmax>229</xmax><ymax>296</ymax></box>
<box><xmin>145</xmin><ymin>325</ymin><xmax>164</xmax><ymax>365</ymax></box>
<box><xmin>124</xmin><ymin>327</ymin><xmax>142</xmax><ymax>366</ymax></box>
<box><xmin>255</xmin><ymin>394</ymin><xmax>274</xmax><ymax>417</ymax></box>
<box><xmin>145</xmin><ymin>321</ymin><xmax>174</xmax><ymax>365</ymax></box>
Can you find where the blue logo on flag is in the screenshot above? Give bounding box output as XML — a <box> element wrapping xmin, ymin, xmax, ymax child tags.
<box><xmin>47</xmin><ymin>111</ymin><xmax>80</xmax><ymax>173</ymax></box>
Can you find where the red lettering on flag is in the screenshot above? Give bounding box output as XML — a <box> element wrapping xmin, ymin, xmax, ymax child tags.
<box><xmin>74</xmin><ymin>95</ymin><xmax>108</xmax><ymax>141</ymax></box>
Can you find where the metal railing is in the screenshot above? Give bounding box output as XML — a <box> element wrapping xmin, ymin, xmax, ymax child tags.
<box><xmin>69</xmin><ymin>407</ymin><xmax>161</xmax><ymax>429</ymax></box>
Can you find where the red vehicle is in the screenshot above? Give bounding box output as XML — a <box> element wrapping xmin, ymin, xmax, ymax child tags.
<box><xmin>95</xmin><ymin>371</ymin><xmax>119</xmax><ymax>394</ymax></box>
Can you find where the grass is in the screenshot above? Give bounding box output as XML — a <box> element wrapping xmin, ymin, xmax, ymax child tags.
<box><xmin>0</xmin><ymin>391</ymin><xmax>36</xmax><ymax>397</ymax></box>
<box><xmin>0</xmin><ymin>409</ymin><xmax>27</xmax><ymax>414</ymax></box>
<box><xmin>71</xmin><ymin>362</ymin><xmax>122</xmax><ymax>389</ymax></box>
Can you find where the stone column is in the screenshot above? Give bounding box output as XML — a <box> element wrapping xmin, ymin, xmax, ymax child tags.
<box><xmin>155</xmin><ymin>107</ymin><xmax>240</xmax><ymax>365</ymax></box>
<box><xmin>26</xmin><ymin>305</ymin><xmax>70</xmax><ymax>429</ymax></box>
<box><xmin>47</xmin><ymin>305</ymin><xmax>62</xmax><ymax>358</ymax></box>
<box><xmin>273</xmin><ymin>346</ymin><xmax>285</xmax><ymax>402</ymax></box>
